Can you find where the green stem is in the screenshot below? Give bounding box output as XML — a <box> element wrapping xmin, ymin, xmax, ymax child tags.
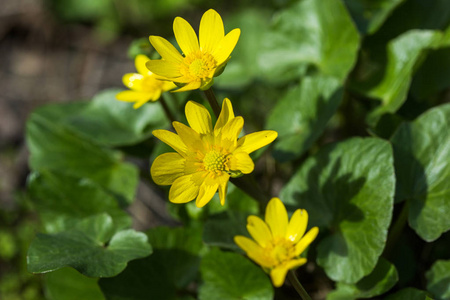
<box><xmin>287</xmin><ymin>270</ymin><xmax>312</xmax><ymax>300</ymax></box>
<box><xmin>383</xmin><ymin>200</ymin><xmax>409</xmax><ymax>258</ymax></box>
<box><xmin>203</xmin><ymin>88</ymin><xmax>221</xmax><ymax>118</ymax></box>
<box><xmin>159</xmin><ymin>94</ymin><xmax>176</xmax><ymax>124</ymax></box>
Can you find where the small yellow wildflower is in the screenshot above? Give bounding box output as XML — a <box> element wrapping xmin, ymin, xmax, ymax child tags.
<box><xmin>234</xmin><ymin>197</ymin><xmax>319</xmax><ymax>287</ymax></box>
<box><xmin>151</xmin><ymin>98</ymin><xmax>277</xmax><ymax>207</ymax></box>
<box><xmin>146</xmin><ymin>9</ymin><xmax>240</xmax><ymax>92</ymax></box>
<box><xmin>116</xmin><ymin>54</ymin><xmax>176</xmax><ymax>108</ymax></box>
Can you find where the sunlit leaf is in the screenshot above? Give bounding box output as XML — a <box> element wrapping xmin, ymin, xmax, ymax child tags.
<box><xmin>27</xmin><ymin>214</ymin><xmax>152</xmax><ymax>277</ymax></box>
<box><xmin>281</xmin><ymin>137</ymin><xmax>395</xmax><ymax>283</ymax></box>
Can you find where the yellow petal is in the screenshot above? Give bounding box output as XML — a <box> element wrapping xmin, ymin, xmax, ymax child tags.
<box><xmin>265</xmin><ymin>197</ymin><xmax>288</xmax><ymax>238</ymax></box>
<box><xmin>218</xmin><ymin>177</ymin><xmax>229</xmax><ymax>205</ymax></box>
<box><xmin>247</xmin><ymin>215</ymin><xmax>272</xmax><ymax>247</ymax></box>
<box><xmin>149</xmin><ymin>36</ymin><xmax>183</xmax><ymax>63</ymax></box>
<box><xmin>169</xmin><ymin>173</ymin><xmax>203</xmax><ymax>203</ymax></box>
<box><xmin>270</xmin><ymin>259</ymin><xmax>307</xmax><ymax>287</ymax></box>
<box><xmin>150</xmin><ymin>153</ymin><xmax>185</xmax><ymax>185</ymax></box>
<box><xmin>135</xmin><ymin>54</ymin><xmax>151</xmax><ymax>75</ymax></box>
<box><xmin>172</xmin><ymin>121</ymin><xmax>204</xmax><ymax>151</ymax></box>
<box><xmin>172</xmin><ymin>80</ymin><xmax>202</xmax><ymax>92</ymax></box>
<box><xmin>228</xmin><ymin>151</ymin><xmax>254</xmax><ymax>174</ymax></box>
<box><xmin>196</xmin><ymin>180</ymin><xmax>219</xmax><ymax>208</ymax></box>
<box><xmin>237</xmin><ymin>130</ymin><xmax>278</xmax><ymax>154</ymax></box>
<box><xmin>234</xmin><ymin>236</ymin><xmax>272</xmax><ymax>268</ymax></box>
<box><xmin>220</xmin><ymin>116</ymin><xmax>243</xmax><ymax>142</ymax></box>
<box><xmin>122</xmin><ymin>73</ymin><xmax>144</xmax><ymax>90</ymax></box>
<box><xmin>286</xmin><ymin>209</ymin><xmax>308</xmax><ymax>243</ymax></box>
<box><xmin>213</xmin><ymin>28</ymin><xmax>241</xmax><ymax>66</ymax></box>
<box><xmin>146</xmin><ymin>60</ymin><xmax>181</xmax><ymax>78</ymax></box>
<box><xmin>173</xmin><ymin>17</ymin><xmax>199</xmax><ymax>56</ymax></box>
<box><xmin>185</xmin><ymin>101</ymin><xmax>213</xmax><ymax>134</ymax></box>
<box><xmin>270</xmin><ymin>266</ymin><xmax>289</xmax><ymax>287</ymax></box>
<box><xmin>199</xmin><ymin>9</ymin><xmax>224</xmax><ymax>53</ymax></box>
<box><xmin>149</xmin><ymin>89</ymin><xmax>162</xmax><ymax>102</ymax></box>
<box><xmin>116</xmin><ymin>90</ymin><xmax>150</xmax><ymax>103</ymax></box>
<box><xmin>294</xmin><ymin>227</ymin><xmax>319</xmax><ymax>256</ymax></box>
<box><xmin>152</xmin><ymin>129</ymin><xmax>187</xmax><ymax>155</ymax></box>
<box><xmin>134</xmin><ymin>99</ymin><xmax>150</xmax><ymax>109</ymax></box>
<box><xmin>214</xmin><ymin>98</ymin><xmax>235</xmax><ymax>132</ymax></box>
<box><xmin>163</xmin><ymin>81</ymin><xmax>177</xmax><ymax>92</ymax></box>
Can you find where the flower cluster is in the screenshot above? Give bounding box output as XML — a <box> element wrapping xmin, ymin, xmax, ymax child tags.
<box><xmin>116</xmin><ymin>8</ymin><xmax>317</xmax><ymax>290</ymax></box>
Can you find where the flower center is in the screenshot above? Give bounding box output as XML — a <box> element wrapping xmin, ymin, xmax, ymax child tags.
<box><xmin>202</xmin><ymin>150</ymin><xmax>227</xmax><ymax>173</ymax></box>
<box><xmin>180</xmin><ymin>51</ymin><xmax>216</xmax><ymax>81</ymax></box>
<box><xmin>264</xmin><ymin>238</ymin><xmax>296</xmax><ymax>266</ymax></box>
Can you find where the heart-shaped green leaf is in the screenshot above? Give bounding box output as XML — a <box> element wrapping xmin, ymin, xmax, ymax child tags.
<box><xmin>199</xmin><ymin>248</ymin><xmax>273</xmax><ymax>300</ymax></box>
<box><xmin>390</xmin><ymin>103</ymin><xmax>450</xmax><ymax>241</ymax></box>
<box><xmin>327</xmin><ymin>258</ymin><xmax>398</xmax><ymax>299</ymax></box>
<box><xmin>27</xmin><ymin>214</ymin><xmax>152</xmax><ymax>277</ymax></box>
<box><xmin>281</xmin><ymin>137</ymin><xmax>395</xmax><ymax>283</ymax></box>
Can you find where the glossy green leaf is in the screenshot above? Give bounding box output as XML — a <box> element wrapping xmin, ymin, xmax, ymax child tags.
<box><xmin>26</xmin><ymin>108</ymin><xmax>138</xmax><ymax>204</ymax></box>
<box><xmin>44</xmin><ymin>267</ymin><xmax>105</xmax><ymax>300</ymax></box>
<box><xmin>281</xmin><ymin>137</ymin><xmax>395</xmax><ymax>283</ymax></box>
<box><xmin>385</xmin><ymin>288</ymin><xmax>433</xmax><ymax>300</ymax></box>
<box><xmin>351</xmin><ymin>29</ymin><xmax>445</xmax><ymax>125</ymax></box>
<box><xmin>426</xmin><ymin>260</ymin><xmax>450</xmax><ymax>299</ymax></box>
<box><xmin>99</xmin><ymin>226</ymin><xmax>203</xmax><ymax>300</ymax></box>
<box><xmin>390</xmin><ymin>103</ymin><xmax>450</xmax><ymax>241</ymax></box>
<box><xmin>259</xmin><ymin>0</ymin><xmax>359</xmax><ymax>83</ymax></box>
<box><xmin>28</xmin><ymin>170</ymin><xmax>131</xmax><ymax>233</ymax></box>
<box><xmin>343</xmin><ymin>0</ymin><xmax>406</xmax><ymax>35</ymax></box>
<box><xmin>27</xmin><ymin>214</ymin><xmax>152</xmax><ymax>277</ymax></box>
<box><xmin>32</xmin><ymin>89</ymin><xmax>168</xmax><ymax>147</ymax></box>
<box><xmin>267</xmin><ymin>75</ymin><xmax>342</xmax><ymax>162</ymax></box>
<box><xmin>199</xmin><ymin>248</ymin><xmax>273</xmax><ymax>300</ymax></box>
<box><xmin>327</xmin><ymin>258</ymin><xmax>398</xmax><ymax>299</ymax></box>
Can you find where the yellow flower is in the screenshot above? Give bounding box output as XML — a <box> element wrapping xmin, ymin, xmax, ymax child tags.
<box><xmin>146</xmin><ymin>9</ymin><xmax>240</xmax><ymax>92</ymax></box>
<box><xmin>116</xmin><ymin>54</ymin><xmax>176</xmax><ymax>108</ymax></box>
<box><xmin>151</xmin><ymin>98</ymin><xmax>277</xmax><ymax>207</ymax></box>
<box><xmin>234</xmin><ymin>197</ymin><xmax>319</xmax><ymax>287</ymax></box>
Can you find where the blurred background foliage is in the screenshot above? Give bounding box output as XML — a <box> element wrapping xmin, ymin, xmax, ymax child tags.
<box><xmin>0</xmin><ymin>0</ymin><xmax>449</xmax><ymax>299</ymax></box>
